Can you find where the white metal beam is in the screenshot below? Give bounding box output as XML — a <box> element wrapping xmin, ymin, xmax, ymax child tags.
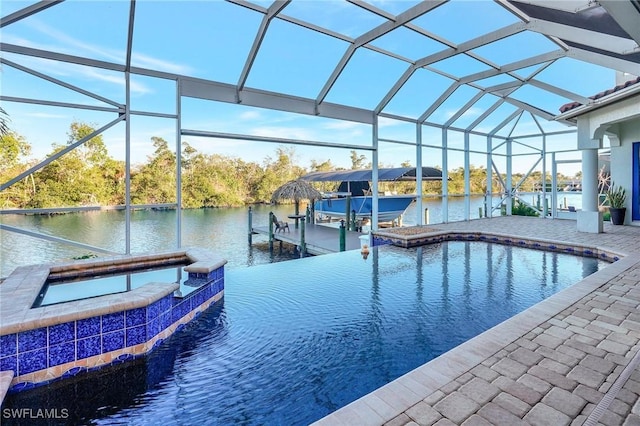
<box><xmin>237</xmin><ymin>0</ymin><xmax>290</xmax><ymax>91</ymax></box>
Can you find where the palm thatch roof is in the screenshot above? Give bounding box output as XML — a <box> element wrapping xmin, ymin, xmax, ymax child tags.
<box><xmin>271</xmin><ymin>179</ymin><xmax>322</xmax><ymax>204</ymax></box>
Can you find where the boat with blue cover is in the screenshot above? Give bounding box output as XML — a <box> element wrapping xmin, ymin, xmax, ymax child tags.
<box><xmin>301</xmin><ymin>167</ymin><xmax>443</xmax><ymax>223</ymax></box>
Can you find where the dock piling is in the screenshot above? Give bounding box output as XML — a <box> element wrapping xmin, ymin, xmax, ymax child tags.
<box><xmin>339</xmin><ymin>220</ymin><xmax>346</xmax><ymax>252</ymax></box>
<box><xmin>300</xmin><ymin>217</ymin><xmax>306</xmax><ymax>257</ymax></box>
<box><xmin>268</xmin><ymin>211</ymin><xmax>274</xmax><ymax>250</ymax></box>
<box><xmin>248</xmin><ymin>206</ymin><xmax>253</xmax><ymax>244</ymax></box>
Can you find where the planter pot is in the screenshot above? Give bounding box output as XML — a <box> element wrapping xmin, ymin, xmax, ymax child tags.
<box><xmin>609</xmin><ymin>207</ymin><xmax>626</xmax><ymax>225</ymax></box>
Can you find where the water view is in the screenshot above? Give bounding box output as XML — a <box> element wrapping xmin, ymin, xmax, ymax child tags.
<box><xmin>2</xmin><ymin>195</ymin><xmax>529</xmax><ymax>277</ymax></box>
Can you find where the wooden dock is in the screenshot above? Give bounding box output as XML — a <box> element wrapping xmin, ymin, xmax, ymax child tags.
<box><xmin>251</xmin><ymin>222</ymin><xmax>365</xmax><ymax>255</ymax></box>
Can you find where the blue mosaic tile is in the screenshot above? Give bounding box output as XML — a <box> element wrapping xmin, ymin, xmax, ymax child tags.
<box><xmin>147</xmin><ymin>300</ymin><xmax>161</xmax><ymax>321</ymax></box>
<box><xmin>102</xmin><ymin>330</ymin><xmax>125</xmax><ymax>352</ymax></box>
<box><xmin>77</xmin><ymin>317</ymin><xmax>101</xmax><ymax>338</ymax></box>
<box><xmin>0</xmin><ymin>333</ymin><xmax>17</xmax><ymax>357</ymax></box>
<box><xmin>49</xmin><ymin>342</ymin><xmax>75</xmax><ymax>367</ymax></box>
<box><xmin>102</xmin><ymin>312</ymin><xmax>125</xmax><ymax>333</ymax></box>
<box><xmin>0</xmin><ymin>355</ymin><xmax>17</xmax><ymax>373</ymax></box>
<box><xmin>126</xmin><ymin>325</ymin><xmax>146</xmax><ymax>347</ymax></box>
<box><xmin>159</xmin><ymin>296</ymin><xmax>172</xmax><ymax>313</ymax></box>
<box><xmin>126</xmin><ymin>307</ymin><xmax>146</xmax><ymax>327</ymax></box>
<box><xmin>161</xmin><ymin>313</ymin><xmax>172</xmax><ymax>330</ymax></box>
<box><xmin>77</xmin><ymin>336</ymin><xmax>101</xmax><ymax>359</ymax></box>
<box><xmin>18</xmin><ymin>328</ymin><xmax>47</xmax><ymax>353</ymax></box>
<box><xmin>18</xmin><ymin>348</ymin><xmax>47</xmax><ymax>375</ymax></box>
<box><xmin>49</xmin><ymin>322</ymin><xmax>75</xmax><ymax>345</ymax></box>
<box><xmin>147</xmin><ymin>318</ymin><xmax>161</xmax><ymax>338</ymax></box>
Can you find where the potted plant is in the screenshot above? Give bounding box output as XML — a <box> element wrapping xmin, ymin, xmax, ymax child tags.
<box><xmin>605</xmin><ymin>182</ymin><xmax>627</xmax><ymax>225</ymax></box>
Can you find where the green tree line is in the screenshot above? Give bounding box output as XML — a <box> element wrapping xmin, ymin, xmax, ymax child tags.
<box><xmin>1</xmin><ymin>121</ymin><xmax>577</xmax><ymax>210</ymax></box>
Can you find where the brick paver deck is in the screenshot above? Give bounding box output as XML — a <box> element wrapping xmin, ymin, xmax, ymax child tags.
<box><xmin>313</xmin><ymin>217</ymin><xmax>640</xmax><ymax>426</ymax></box>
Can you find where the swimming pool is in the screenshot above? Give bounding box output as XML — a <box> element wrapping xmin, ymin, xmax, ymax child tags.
<box><xmin>1</xmin><ymin>241</ymin><xmax>607</xmax><ymax>425</ymax></box>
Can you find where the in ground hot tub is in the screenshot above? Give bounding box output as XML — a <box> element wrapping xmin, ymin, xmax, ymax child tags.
<box><xmin>0</xmin><ymin>248</ymin><xmax>226</xmax><ymax>393</ymax></box>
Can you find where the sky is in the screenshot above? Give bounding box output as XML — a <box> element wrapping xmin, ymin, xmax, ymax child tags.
<box><xmin>0</xmin><ymin>0</ymin><xmax>620</xmax><ymax>176</ymax></box>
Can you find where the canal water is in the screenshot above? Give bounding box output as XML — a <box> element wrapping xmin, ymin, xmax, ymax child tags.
<box><xmin>0</xmin><ymin>194</ymin><xmax>581</xmax><ymax>277</ymax></box>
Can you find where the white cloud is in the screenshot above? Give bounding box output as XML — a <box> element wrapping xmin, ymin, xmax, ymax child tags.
<box><xmin>238</xmin><ymin>111</ymin><xmax>262</xmax><ymax>121</ymax></box>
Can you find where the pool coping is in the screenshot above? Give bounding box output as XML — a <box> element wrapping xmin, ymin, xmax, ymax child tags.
<box><xmin>313</xmin><ymin>222</ymin><xmax>639</xmax><ymax>425</ymax></box>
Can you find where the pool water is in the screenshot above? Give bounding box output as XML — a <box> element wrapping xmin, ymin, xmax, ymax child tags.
<box><xmin>2</xmin><ymin>242</ymin><xmax>606</xmax><ymax>425</ymax></box>
<box><xmin>34</xmin><ymin>265</ymin><xmax>189</xmax><ymax>307</ymax></box>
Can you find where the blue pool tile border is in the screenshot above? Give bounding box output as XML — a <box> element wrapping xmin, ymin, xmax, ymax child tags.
<box><xmin>3</xmin><ymin>264</ymin><xmax>225</xmax><ymax>393</ymax></box>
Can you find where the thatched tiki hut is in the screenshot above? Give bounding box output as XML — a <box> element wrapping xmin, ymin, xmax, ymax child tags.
<box><xmin>271</xmin><ymin>179</ymin><xmax>323</xmax><ymax>224</ymax></box>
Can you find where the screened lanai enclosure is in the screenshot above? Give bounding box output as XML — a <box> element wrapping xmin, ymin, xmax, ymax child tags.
<box><xmin>1</xmin><ymin>0</ymin><xmax>640</xmax><ymax>273</ymax></box>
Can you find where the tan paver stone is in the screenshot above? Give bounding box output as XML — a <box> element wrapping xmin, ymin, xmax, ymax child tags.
<box><xmin>508</xmin><ymin>347</ymin><xmax>543</xmax><ymax>367</ymax></box>
<box><xmin>405</xmin><ymin>401</ymin><xmax>442</xmax><ymax>426</ymax></box>
<box><xmin>532</xmin><ymin>333</ymin><xmax>564</xmax><ymax>349</ymax></box>
<box><xmin>548</xmin><ymin>318</ymin><xmax>569</xmax><ymax>329</ymax></box>
<box><xmin>623</xmin><ymin>414</ymin><xmax>640</xmax><ymax>425</ymax></box>
<box><xmin>571</xmin><ymin>414</ymin><xmax>588</xmax><ymax>425</ymax></box>
<box><xmin>579</xmin><ymin>354</ymin><xmax>616</xmax><ymax>374</ymax></box>
<box><xmin>593</xmin><ymin>319</ymin><xmax>630</xmax><ymax>334</ymax></box>
<box><xmin>596</xmin><ymin>315</ymin><xmax>624</xmax><ymax>327</ymax></box>
<box><xmin>456</xmin><ymin>372</ymin><xmax>474</xmax><ymax>385</ymax></box>
<box><xmin>433</xmin><ymin>392</ymin><xmax>480</xmax><ymax>424</ymax></box>
<box><xmin>621</xmin><ymin>320</ymin><xmax>640</xmax><ymax>333</ymax></box>
<box><xmin>492</xmin><ymin>392</ymin><xmax>531</xmax><ymax>417</ymax></box>
<box><xmin>565</xmin><ymin>338</ymin><xmax>608</xmax><ymax>357</ymax></box>
<box><xmin>573</xmin><ymin>334</ymin><xmax>600</xmax><ymax>346</ymax></box>
<box><xmin>458</xmin><ymin>378</ymin><xmax>500</xmax><ymax>405</ymax></box>
<box><xmin>599</xmin><ymin>409</ymin><xmax>624</xmax><ymax>425</ymax></box>
<box><xmin>517</xmin><ymin>373</ymin><xmax>552</xmax><ymax>394</ymax></box>
<box><xmin>598</xmin><ymin>339</ymin><xmax>632</xmax><ymax>355</ymax></box>
<box><xmin>433</xmin><ymin>419</ymin><xmax>456</xmax><ymax>426</ymax></box>
<box><xmin>541</xmin><ymin>387</ymin><xmax>587</xmax><ymax>417</ymax></box>
<box><xmin>615</xmin><ymin>387</ymin><xmax>639</xmax><ymax>405</ymax></box>
<box><xmin>492</xmin><ymin>357</ymin><xmax>528</xmax><ymax>380</ymax></box>
<box><xmin>546</xmin><ymin>325</ymin><xmax>574</xmax><ymax>340</ymax></box>
<box><xmin>573</xmin><ymin>384</ymin><xmax>605</xmax><ymax>404</ymax></box>
<box><xmin>523</xmin><ymin>403</ymin><xmax>571</xmax><ymax>426</ymax></box>
<box><xmin>605</xmin><ymin>352</ymin><xmax>631</xmax><ymax>366</ymax></box>
<box><xmin>528</xmin><ymin>365</ymin><xmax>579</xmax><ymax>391</ymax></box>
<box><xmin>385</xmin><ymin>413</ymin><xmax>412</xmax><ymax>426</ymax></box>
<box><xmin>439</xmin><ymin>381</ymin><xmax>460</xmax><ymax>394</ymax></box>
<box><xmin>571</xmin><ymin>309</ymin><xmax>597</xmax><ymax>322</ymax></box>
<box><xmin>460</xmin><ymin>414</ymin><xmax>493</xmax><ymax>426</ymax></box>
<box><xmin>609</xmin><ymin>331</ymin><xmax>639</xmax><ymax>347</ymax></box>
<box><xmin>539</xmin><ymin>358</ymin><xmax>572</xmax><ymax>375</ymax></box>
<box><xmin>477</xmin><ymin>402</ymin><xmax>528</xmax><ymax>426</ymax></box>
<box><xmin>492</xmin><ymin>376</ymin><xmax>543</xmax><ymax>405</ymax></box>
<box><xmin>567</xmin><ymin>365</ymin><xmax>607</xmax><ymax>388</ymax></box>
<box><xmin>557</xmin><ymin>344</ymin><xmax>588</xmax><ymax>361</ymax></box>
<box><xmin>608</xmin><ymin>398</ymin><xmax>631</xmax><ymax>416</ymax></box>
<box><xmin>469</xmin><ymin>365</ymin><xmax>500</xmax><ymax>383</ymax></box>
<box><xmin>514</xmin><ymin>337</ymin><xmax>539</xmax><ymax>351</ymax></box>
<box><xmin>535</xmin><ymin>345</ymin><xmax>581</xmax><ymax>368</ymax></box>
<box><xmin>423</xmin><ymin>391</ymin><xmax>445</xmax><ymax>406</ymax></box>
<box><xmin>567</xmin><ymin>325</ymin><xmax>607</xmax><ymax>341</ymax></box>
